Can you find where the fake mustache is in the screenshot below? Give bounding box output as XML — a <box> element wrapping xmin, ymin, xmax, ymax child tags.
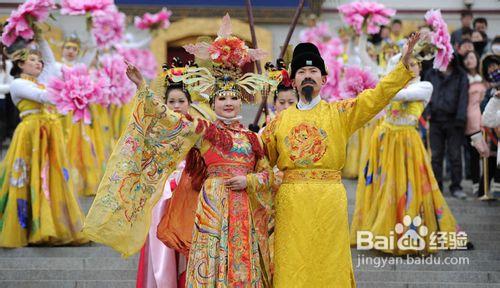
<box><xmin>301</xmin><ymin>78</ymin><xmax>316</xmax><ymax>85</ymax></box>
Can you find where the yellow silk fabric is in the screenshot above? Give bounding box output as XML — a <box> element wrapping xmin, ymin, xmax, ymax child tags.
<box><xmin>262</xmin><ymin>62</ymin><xmax>413</xmax><ymax>287</ymax></box>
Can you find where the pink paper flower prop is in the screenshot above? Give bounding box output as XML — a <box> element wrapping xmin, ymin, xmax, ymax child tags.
<box><xmin>340</xmin><ymin>66</ymin><xmax>377</xmax><ymax>99</ymax></box>
<box><xmin>48</xmin><ymin>63</ymin><xmax>101</xmax><ymax>124</ymax></box>
<box><xmin>300</xmin><ymin>22</ymin><xmax>330</xmax><ymax>44</ymax></box>
<box><xmin>60</xmin><ymin>0</ymin><xmax>113</xmax><ymax>16</ymax></box>
<box><xmin>299</xmin><ymin>22</ymin><xmax>344</xmax><ymax>102</ymax></box>
<box><xmin>117</xmin><ymin>47</ymin><xmax>158</xmax><ymax>80</ymax></box>
<box><xmin>96</xmin><ymin>54</ymin><xmax>136</xmax><ymax>106</ymax></box>
<box><xmin>2</xmin><ymin>0</ymin><xmax>56</xmax><ymax>46</ymax></box>
<box><xmin>338</xmin><ymin>1</ymin><xmax>396</xmax><ymax>35</ymax></box>
<box><xmin>321</xmin><ymin>58</ymin><xmax>344</xmax><ymax>102</ymax></box>
<box><xmin>424</xmin><ymin>9</ymin><xmax>453</xmax><ymax>71</ymax></box>
<box><xmin>300</xmin><ymin>22</ymin><xmax>343</xmax><ymax>59</ymax></box>
<box><xmin>91</xmin><ymin>6</ymin><xmax>125</xmax><ymax>49</ymax></box>
<box><xmin>134</xmin><ymin>8</ymin><xmax>172</xmax><ymax>31</ymax></box>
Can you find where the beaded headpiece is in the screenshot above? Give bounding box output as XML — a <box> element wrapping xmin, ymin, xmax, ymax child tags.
<box><xmin>172</xmin><ymin>14</ymin><xmax>276</xmax><ymax>102</ymax></box>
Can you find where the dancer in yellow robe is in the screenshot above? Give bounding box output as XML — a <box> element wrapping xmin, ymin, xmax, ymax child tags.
<box><xmin>0</xmin><ymin>48</ymin><xmax>87</xmax><ymax>247</ymax></box>
<box><xmin>350</xmin><ymin>54</ymin><xmax>464</xmax><ymax>255</ymax></box>
<box><xmin>261</xmin><ymin>34</ymin><xmax>420</xmax><ymax>287</ymax></box>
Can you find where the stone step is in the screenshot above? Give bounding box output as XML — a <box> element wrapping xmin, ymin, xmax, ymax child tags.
<box><xmin>0</xmin><ymin>246</ymin><xmax>128</xmax><ymax>258</ymax></box>
<box><xmin>354</xmin><ymin>259</ymin><xmax>500</xmax><ymax>272</ymax></box>
<box><xmin>3</xmin><ymin>281</ymin><xmax>497</xmax><ymax>288</ymax></box>
<box><xmin>0</xmin><ymin>257</ymin><xmax>138</xmax><ymax>270</ymax></box>
<box><xmin>356</xmin><ymin>282</ymin><xmax>500</xmax><ymax>288</ymax></box>
<box><xmin>464</xmin><ymin>232</ymin><xmax>500</xmax><ymax>240</ymax></box>
<box><xmin>354</xmin><ymin>270</ymin><xmax>500</xmax><ymax>283</ymax></box>
<box><xmin>2</xmin><ymin>271</ymin><xmax>499</xmax><ymax>285</ymax></box>
<box><xmin>458</xmin><ymin>223</ymin><xmax>500</xmax><ymax>233</ymax></box>
<box><xmin>407</xmin><ymin>240</ymin><xmax>500</xmax><ymax>251</ymax></box>
<box><xmin>1</xmin><ymin>256</ymin><xmax>498</xmax><ymax>272</ymax></box>
<box><xmin>0</xmin><ymin>269</ymin><xmax>137</xmax><ymax>281</ymax></box>
<box><xmin>0</xmin><ymin>281</ymin><xmax>135</xmax><ymax>288</ymax></box>
<box><xmin>351</xmin><ymin>250</ymin><xmax>500</xmax><ymax>261</ymax></box>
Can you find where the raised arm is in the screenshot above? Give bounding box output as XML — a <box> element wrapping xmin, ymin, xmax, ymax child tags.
<box><xmin>337</xmin><ymin>61</ymin><xmax>413</xmax><ymax>136</ymax></box>
<box><xmin>38</xmin><ymin>37</ymin><xmax>56</xmax><ymax>66</ymax></box>
<box><xmin>83</xmin><ymin>75</ymin><xmax>209</xmax><ymax>257</ymax></box>
<box><xmin>337</xmin><ymin>33</ymin><xmax>420</xmax><ymax>136</ymax></box>
<box><xmin>37</xmin><ymin>38</ymin><xmax>61</xmax><ymax>83</ymax></box>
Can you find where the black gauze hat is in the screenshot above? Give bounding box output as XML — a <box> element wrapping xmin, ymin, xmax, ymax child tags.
<box><xmin>290</xmin><ymin>42</ymin><xmax>327</xmax><ymax>79</ymax></box>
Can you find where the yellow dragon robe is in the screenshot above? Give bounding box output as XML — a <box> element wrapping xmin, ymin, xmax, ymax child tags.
<box><xmin>261</xmin><ymin>62</ymin><xmax>413</xmax><ymax>287</ymax></box>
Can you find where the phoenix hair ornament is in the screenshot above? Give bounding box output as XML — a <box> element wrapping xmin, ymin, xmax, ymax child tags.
<box><xmin>173</xmin><ymin>13</ymin><xmax>276</xmax><ymax>102</ymax></box>
<box><xmin>265</xmin><ymin>58</ymin><xmax>292</xmax><ymax>99</ymax></box>
<box><xmin>151</xmin><ymin>57</ymin><xmax>197</xmax><ymax>100</ymax></box>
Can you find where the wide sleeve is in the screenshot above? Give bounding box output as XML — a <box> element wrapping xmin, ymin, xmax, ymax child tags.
<box><xmin>9</xmin><ymin>80</ymin><xmax>51</xmax><ymax>105</ymax></box>
<box><xmin>246</xmin><ymin>155</ymin><xmax>274</xmax><ymax>213</ymax></box>
<box><xmin>392</xmin><ymin>81</ymin><xmax>433</xmax><ymax>103</ymax></box>
<box><xmin>38</xmin><ymin>38</ymin><xmax>62</xmax><ymax>83</ymax></box>
<box><xmin>336</xmin><ymin>61</ymin><xmax>414</xmax><ymax>137</ymax></box>
<box><xmin>83</xmin><ymin>83</ymin><xmax>209</xmax><ymax>257</ymax></box>
<box><xmin>260</xmin><ymin>114</ymin><xmax>281</xmax><ymax>167</ymax></box>
<box><xmin>482</xmin><ymin>96</ymin><xmax>500</xmax><ymax>128</ymax></box>
<box><xmin>246</xmin><ymin>146</ymin><xmax>275</xmax><ymax>286</ymax></box>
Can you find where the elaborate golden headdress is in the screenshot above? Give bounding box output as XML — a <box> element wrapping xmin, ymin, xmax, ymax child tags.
<box><xmin>152</xmin><ymin>57</ymin><xmax>195</xmax><ymax>100</ymax></box>
<box><xmin>171</xmin><ymin>14</ymin><xmax>276</xmax><ymax>102</ymax></box>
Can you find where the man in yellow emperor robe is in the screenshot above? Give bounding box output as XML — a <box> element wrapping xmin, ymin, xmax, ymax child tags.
<box><xmin>261</xmin><ymin>34</ymin><xmax>420</xmax><ymax>287</ymax></box>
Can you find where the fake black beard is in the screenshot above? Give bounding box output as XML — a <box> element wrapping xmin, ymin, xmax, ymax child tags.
<box><xmin>301</xmin><ymin>86</ymin><xmax>314</xmax><ymax>103</ymax></box>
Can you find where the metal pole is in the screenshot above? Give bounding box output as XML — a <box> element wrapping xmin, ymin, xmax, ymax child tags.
<box><xmin>245</xmin><ymin>0</ymin><xmax>262</xmax><ymax>74</ymax></box>
<box><xmin>279</xmin><ymin>0</ymin><xmax>306</xmax><ymax>59</ymax></box>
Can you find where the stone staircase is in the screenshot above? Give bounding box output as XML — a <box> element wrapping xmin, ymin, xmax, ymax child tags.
<box><xmin>0</xmin><ymin>179</ymin><xmax>499</xmax><ymax>287</ymax></box>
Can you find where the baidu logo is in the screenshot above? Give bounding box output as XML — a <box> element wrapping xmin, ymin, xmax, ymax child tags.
<box><xmin>356</xmin><ymin>215</ymin><xmax>467</xmax><ymax>251</ymax></box>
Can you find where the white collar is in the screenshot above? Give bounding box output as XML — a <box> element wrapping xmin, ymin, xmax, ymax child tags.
<box><xmin>216</xmin><ymin>115</ymin><xmax>242</xmax><ymax>124</ymax></box>
<box><xmin>297</xmin><ymin>95</ymin><xmax>321</xmax><ymax>111</ymax></box>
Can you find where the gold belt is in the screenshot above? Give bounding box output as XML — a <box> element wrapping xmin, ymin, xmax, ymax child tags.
<box><xmin>282</xmin><ymin>169</ymin><xmax>342</xmax><ymax>184</ymax></box>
